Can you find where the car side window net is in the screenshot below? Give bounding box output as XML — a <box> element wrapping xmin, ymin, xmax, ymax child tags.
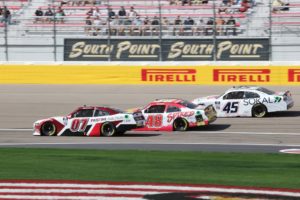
<box><xmin>166</xmin><ymin>106</ymin><xmax>181</xmax><ymax>113</ymax></box>
<box><xmin>73</xmin><ymin>109</ymin><xmax>94</xmax><ymax>118</ymax></box>
<box><xmin>94</xmin><ymin>110</ymin><xmax>110</xmax><ymax>117</ymax></box>
<box><xmin>145</xmin><ymin>105</ymin><xmax>166</xmax><ymax>113</ymax></box>
<box><xmin>223</xmin><ymin>92</ymin><xmax>245</xmax><ymax>100</ymax></box>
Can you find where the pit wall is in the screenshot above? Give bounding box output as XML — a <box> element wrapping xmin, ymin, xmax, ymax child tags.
<box><xmin>0</xmin><ymin>62</ymin><xmax>300</xmax><ymax>85</ymax></box>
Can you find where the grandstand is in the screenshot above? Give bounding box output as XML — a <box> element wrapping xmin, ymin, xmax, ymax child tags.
<box><xmin>0</xmin><ymin>0</ymin><xmax>300</xmax><ymax>61</ymax></box>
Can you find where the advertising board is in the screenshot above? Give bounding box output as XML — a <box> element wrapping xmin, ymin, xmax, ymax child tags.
<box><xmin>0</xmin><ymin>64</ymin><xmax>299</xmax><ymax>85</ymax></box>
<box><xmin>64</xmin><ymin>38</ymin><xmax>269</xmax><ymax>61</ymax></box>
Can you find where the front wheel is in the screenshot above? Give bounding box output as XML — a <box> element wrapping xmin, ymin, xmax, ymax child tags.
<box><xmin>252</xmin><ymin>104</ymin><xmax>267</xmax><ymax>118</ymax></box>
<box><xmin>41</xmin><ymin>122</ymin><xmax>56</xmax><ymax>136</ymax></box>
<box><xmin>173</xmin><ymin>118</ymin><xmax>189</xmax><ymax>131</ymax></box>
<box><xmin>101</xmin><ymin>122</ymin><xmax>116</xmax><ymax>137</ymax></box>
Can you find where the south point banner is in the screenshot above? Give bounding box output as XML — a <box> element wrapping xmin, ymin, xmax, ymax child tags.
<box><xmin>64</xmin><ymin>38</ymin><xmax>269</xmax><ymax>61</ymax></box>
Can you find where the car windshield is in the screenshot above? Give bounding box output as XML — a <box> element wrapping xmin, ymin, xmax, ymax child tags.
<box><xmin>257</xmin><ymin>87</ymin><xmax>275</xmax><ymax>95</ymax></box>
<box><xmin>179</xmin><ymin>100</ymin><xmax>197</xmax><ymax>109</ymax></box>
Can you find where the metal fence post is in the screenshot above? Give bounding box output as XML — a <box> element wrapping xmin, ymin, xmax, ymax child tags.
<box><xmin>212</xmin><ymin>0</ymin><xmax>217</xmax><ymax>61</ymax></box>
<box><xmin>52</xmin><ymin>0</ymin><xmax>57</xmax><ymax>61</ymax></box>
<box><xmin>158</xmin><ymin>0</ymin><xmax>163</xmax><ymax>61</ymax></box>
<box><xmin>268</xmin><ymin>0</ymin><xmax>273</xmax><ymax>61</ymax></box>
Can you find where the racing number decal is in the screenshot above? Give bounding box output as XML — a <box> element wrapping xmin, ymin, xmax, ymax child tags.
<box><xmin>70</xmin><ymin>118</ymin><xmax>88</xmax><ymax>132</ymax></box>
<box><xmin>223</xmin><ymin>102</ymin><xmax>239</xmax><ymax>113</ymax></box>
<box><xmin>146</xmin><ymin>114</ymin><xmax>163</xmax><ymax>127</ymax></box>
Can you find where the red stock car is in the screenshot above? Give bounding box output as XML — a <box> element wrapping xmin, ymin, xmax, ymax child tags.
<box><xmin>33</xmin><ymin>106</ymin><xmax>144</xmax><ymax>137</ymax></box>
<box><xmin>134</xmin><ymin>99</ymin><xmax>217</xmax><ymax>131</ymax></box>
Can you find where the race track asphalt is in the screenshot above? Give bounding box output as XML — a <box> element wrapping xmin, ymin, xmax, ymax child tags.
<box><xmin>0</xmin><ymin>85</ymin><xmax>300</xmax><ymax>153</ymax></box>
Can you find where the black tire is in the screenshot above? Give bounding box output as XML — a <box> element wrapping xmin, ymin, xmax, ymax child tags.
<box><xmin>41</xmin><ymin>122</ymin><xmax>56</xmax><ymax>136</ymax></box>
<box><xmin>252</xmin><ymin>104</ymin><xmax>267</xmax><ymax>118</ymax></box>
<box><xmin>101</xmin><ymin>122</ymin><xmax>116</xmax><ymax>137</ymax></box>
<box><xmin>173</xmin><ymin>118</ymin><xmax>189</xmax><ymax>131</ymax></box>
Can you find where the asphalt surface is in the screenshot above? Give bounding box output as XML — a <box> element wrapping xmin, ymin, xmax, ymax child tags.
<box><xmin>0</xmin><ymin>85</ymin><xmax>300</xmax><ymax>153</ymax></box>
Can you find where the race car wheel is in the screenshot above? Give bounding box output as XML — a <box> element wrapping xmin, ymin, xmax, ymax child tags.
<box><xmin>101</xmin><ymin>122</ymin><xmax>116</xmax><ymax>137</ymax></box>
<box><xmin>173</xmin><ymin>118</ymin><xmax>189</xmax><ymax>131</ymax></box>
<box><xmin>252</xmin><ymin>104</ymin><xmax>267</xmax><ymax>118</ymax></box>
<box><xmin>41</xmin><ymin>122</ymin><xmax>56</xmax><ymax>136</ymax></box>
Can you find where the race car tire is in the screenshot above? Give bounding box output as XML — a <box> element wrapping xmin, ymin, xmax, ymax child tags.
<box><xmin>173</xmin><ymin>118</ymin><xmax>189</xmax><ymax>131</ymax></box>
<box><xmin>101</xmin><ymin>122</ymin><xmax>116</xmax><ymax>137</ymax></box>
<box><xmin>41</xmin><ymin>122</ymin><xmax>56</xmax><ymax>136</ymax></box>
<box><xmin>252</xmin><ymin>104</ymin><xmax>267</xmax><ymax>118</ymax></box>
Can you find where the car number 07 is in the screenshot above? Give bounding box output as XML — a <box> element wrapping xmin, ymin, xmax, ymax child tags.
<box><xmin>223</xmin><ymin>102</ymin><xmax>239</xmax><ymax>113</ymax></box>
<box><xmin>70</xmin><ymin>119</ymin><xmax>88</xmax><ymax>132</ymax></box>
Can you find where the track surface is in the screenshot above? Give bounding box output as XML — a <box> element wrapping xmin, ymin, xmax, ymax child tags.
<box><xmin>0</xmin><ymin>85</ymin><xmax>300</xmax><ymax>153</ymax></box>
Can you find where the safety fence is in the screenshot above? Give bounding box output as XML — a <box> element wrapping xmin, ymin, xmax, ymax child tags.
<box><xmin>1</xmin><ymin>0</ymin><xmax>300</xmax><ymax>61</ymax></box>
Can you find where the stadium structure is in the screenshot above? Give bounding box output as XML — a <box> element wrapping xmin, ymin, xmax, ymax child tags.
<box><xmin>0</xmin><ymin>0</ymin><xmax>299</xmax><ymax>61</ymax></box>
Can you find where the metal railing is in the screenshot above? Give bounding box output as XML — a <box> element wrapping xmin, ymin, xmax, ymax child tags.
<box><xmin>1</xmin><ymin>0</ymin><xmax>300</xmax><ymax>61</ymax></box>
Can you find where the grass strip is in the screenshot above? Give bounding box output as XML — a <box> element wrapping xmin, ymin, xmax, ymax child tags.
<box><xmin>0</xmin><ymin>148</ymin><xmax>299</xmax><ymax>189</ymax></box>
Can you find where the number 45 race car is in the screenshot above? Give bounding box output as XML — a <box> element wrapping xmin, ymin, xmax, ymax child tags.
<box><xmin>33</xmin><ymin>106</ymin><xmax>145</xmax><ymax>136</ymax></box>
<box><xmin>192</xmin><ymin>86</ymin><xmax>294</xmax><ymax>118</ymax></box>
<box><xmin>133</xmin><ymin>99</ymin><xmax>217</xmax><ymax>131</ymax></box>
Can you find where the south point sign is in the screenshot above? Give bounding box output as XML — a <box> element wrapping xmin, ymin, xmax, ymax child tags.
<box><xmin>64</xmin><ymin>38</ymin><xmax>269</xmax><ymax>61</ymax></box>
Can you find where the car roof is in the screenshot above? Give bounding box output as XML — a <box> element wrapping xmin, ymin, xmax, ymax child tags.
<box><xmin>76</xmin><ymin>106</ymin><xmax>122</xmax><ymax>114</ymax></box>
<box><xmin>226</xmin><ymin>86</ymin><xmax>261</xmax><ymax>92</ymax></box>
<box><xmin>152</xmin><ymin>98</ymin><xmax>184</xmax><ymax>104</ymax></box>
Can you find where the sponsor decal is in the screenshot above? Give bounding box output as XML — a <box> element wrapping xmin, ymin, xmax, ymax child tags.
<box><xmin>0</xmin><ymin>180</ymin><xmax>300</xmax><ymax>200</ymax></box>
<box><xmin>213</xmin><ymin>69</ymin><xmax>270</xmax><ymax>83</ymax></box>
<box><xmin>90</xmin><ymin>117</ymin><xmax>107</xmax><ymax>122</ymax></box>
<box><xmin>64</xmin><ymin>38</ymin><xmax>269</xmax><ymax>61</ymax></box>
<box><xmin>167</xmin><ymin>111</ymin><xmax>195</xmax><ymax>123</ymax></box>
<box><xmin>243</xmin><ymin>97</ymin><xmax>281</xmax><ymax>106</ymax></box>
<box><xmin>288</xmin><ymin>69</ymin><xmax>300</xmax><ymax>82</ymax></box>
<box><xmin>141</xmin><ymin>69</ymin><xmax>196</xmax><ymax>82</ymax></box>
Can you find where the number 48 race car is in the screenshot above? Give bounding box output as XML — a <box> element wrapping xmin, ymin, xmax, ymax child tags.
<box><xmin>33</xmin><ymin>106</ymin><xmax>145</xmax><ymax>136</ymax></box>
<box><xmin>192</xmin><ymin>86</ymin><xmax>294</xmax><ymax>117</ymax></box>
<box><xmin>133</xmin><ymin>99</ymin><xmax>217</xmax><ymax>131</ymax></box>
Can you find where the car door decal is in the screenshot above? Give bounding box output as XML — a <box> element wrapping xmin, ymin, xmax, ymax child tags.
<box><xmin>223</xmin><ymin>102</ymin><xmax>239</xmax><ymax>113</ymax></box>
<box><xmin>145</xmin><ymin>114</ymin><xmax>163</xmax><ymax>127</ymax></box>
<box><xmin>70</xmin><ymin>118</ymin><xmax>89</xmax><ymax>132</ymax></box>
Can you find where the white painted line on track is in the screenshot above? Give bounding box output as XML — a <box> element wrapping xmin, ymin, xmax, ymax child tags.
<box><xmin>0</xmin><ymin>195</ymin><xmax>139</xmax><ymax>200</ymax></box>
<box><xmin>1</xmin><ymin>142</ymin><xmax>300</xmax><ymax>147</ymax></box>
<box><xmin>0</xmin><ymin>129</ymin><xmax>32</xmax><ymax>131</ymax></box>
<box><xmin>280</xmin><ymin>149</ymin><xmax>300</xmax><ymax>154</ymax></box>
<box><xmin>194</xmin><ymin>131</ymin><xmax>300</xmax><ymax>135</ymax></box>
<box><xmin>1</xmin><ymin>129</ymin><xmax>300</xmax><ymax>135</ymax></box>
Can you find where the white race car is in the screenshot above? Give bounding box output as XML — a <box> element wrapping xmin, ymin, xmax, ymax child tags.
<box><xmin>192</xmin><ymin>86</ymin><xmax>294</xmax><ymax>117</ymax></box>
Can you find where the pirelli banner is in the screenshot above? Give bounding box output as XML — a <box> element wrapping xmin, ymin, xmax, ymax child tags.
<box><xmin>1</xmin><ymin>65</ymin><xmax>300</xmax><ymax>85</ymax></box>
<box><xmin>64</xmin><ymin>38</ymin><xmax>269</xmax><ymax>61</ymax></box>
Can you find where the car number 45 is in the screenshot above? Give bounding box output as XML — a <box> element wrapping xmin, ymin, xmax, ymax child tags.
<box><xmin>223</xmin><ymin>102</ymin><xmax>239</xmax><ymax>113</ymax></box>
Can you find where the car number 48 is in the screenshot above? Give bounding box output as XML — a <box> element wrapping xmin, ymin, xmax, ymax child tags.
<box><xmin>223</xmin><ymin>102</ymin><xmax>239</xmax><ymax>113</ymax></box>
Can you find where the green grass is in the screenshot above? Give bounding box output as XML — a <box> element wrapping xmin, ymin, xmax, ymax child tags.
<box><xmin>0</xmin><ymin>148</ymin><xmax>300</xmax><ymax>189</ymax></box>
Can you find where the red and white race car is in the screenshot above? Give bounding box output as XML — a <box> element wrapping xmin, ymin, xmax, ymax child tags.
<box><xmin>134</xmin><ymin>99</ymin><xmax>217</xmax><ymax>131</ymax></box>
<box><xmin>33</xmin><ymin>106</ymin><xmax>144</xmax><ymax>136</ymax></box>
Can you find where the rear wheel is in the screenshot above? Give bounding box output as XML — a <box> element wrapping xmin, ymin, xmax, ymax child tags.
<box><xmin>173</xmin><ymin>118</ymin><xmax>189</xmax><ymax>131</ymax></box>
<box><xmin>101</xmin><ymin>122</ymin><xmax>116</xmax><ymax>136</ymax></box>
<box><xmin>252</xmin><ymin>104</ymin><xmax>267</xmax><ymax>118</ymax></box>
<box><xmin>41</xmin><ymin>122</ymin><xmax>56</xmax><ymax>136</ymax></box>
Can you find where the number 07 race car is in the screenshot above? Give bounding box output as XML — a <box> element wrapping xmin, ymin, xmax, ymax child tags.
<box><xmin>33</xmin><ymin>106</ymin><xmax>145</xmax><ymax>136</ymax></box>
<box><xmin>192</xmin><ymin>86</ymin><xmax>294</xmax><ymax>118</ymax></box>
<box><xmin>133</xmin><ymin>99</ymin><xmax>217</xmax><ymax>131</ymax></box>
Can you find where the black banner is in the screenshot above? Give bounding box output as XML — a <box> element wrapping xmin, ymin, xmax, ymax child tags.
<box><xmin>64</xmin><ymin>38</ymin><xmax>269</xmax><ymax>61</ymax></box>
